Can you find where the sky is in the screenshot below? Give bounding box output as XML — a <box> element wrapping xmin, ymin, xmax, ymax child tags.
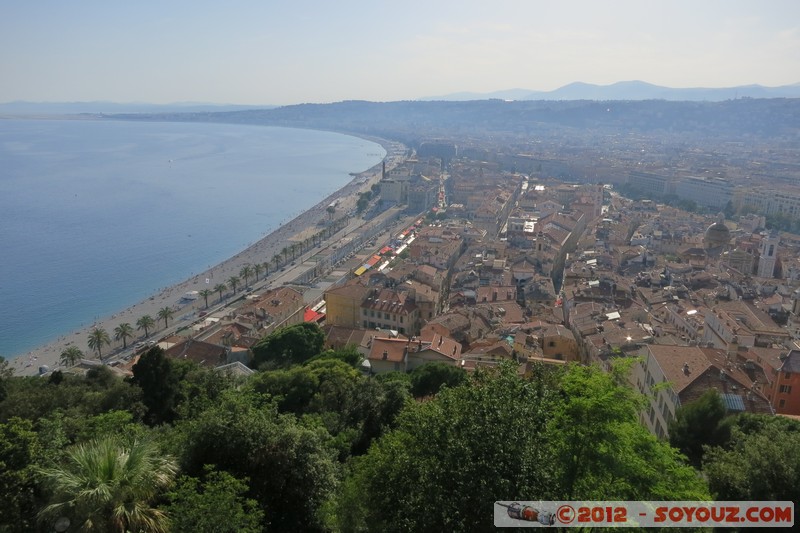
<box><xmin>2</xmin><ymin>0</ymin><xmax>799</xmax><ymax>106</ymax></box>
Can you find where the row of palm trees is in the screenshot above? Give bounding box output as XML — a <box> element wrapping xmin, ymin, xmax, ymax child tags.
<box><xmin>61</xmin><ymin>215</ymin><xmax>352</xmax><ymax>367</ymax></box>
<box><xmin>271</xmin><ymin>215</ymin><xmax>351</xmax><ymax>270</ymax></box>
<box><xmin>61</xmin><ymin>306</ymin><xmax>177</xmax><ymax>366</ymax></box>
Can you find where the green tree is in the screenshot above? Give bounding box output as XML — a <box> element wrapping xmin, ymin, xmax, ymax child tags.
<box><xmin>199</xmin><ymin>289</ymin><xmax>213</xmax><ymax>309</ymax></box>
<box><xmin>272</xmin><ymin>255</ymin><xmax>282</xmax><ymax>272</ymax></box>
<box><xmin>157</xmin><ymin>306</ymin><xmax>174</xmax><ymax>330</ymax></box>
<box><xmin>129</xmin><ymin>347</ymin><xmax>185</xmax><ymax>426</ymax></box>
<box><xmin>253</xmin><ymin>262</ymin><xmax>264</xmax><ymax>283</ymax></box>
<box><xmin>37</xmin><ymin>437</ymin><xmax>177</xmax><ymax>533</ymax></box>
<box><xmin>333</xmin><ymin>363</ymin><xmax>709</xmax><ymax>532</ymax></box>
<box><xmin>239</xmin><ymin>265</ymin><xmax>253</xmax><ymax>288</ymax></box>
<box><xmin>251</xmin><ymin>322</ymin><xmax>325</xmax><ymax>369</ymax></box>
<box><xmin>176</xmin><ymin>390</ymin><xmax>337</xmax><ymax>533</ymax></box>
<box><xmin>409</xmin><ymin>361</ymin><xmax>467</xmax><ymax>397</ymax></box>
<box><xmin>59</xmin><ymin>346</ymin><xmax>84</xmax><ymax>368</ymax></box>
<box><xmin>0</xmin><ymin>418</ymin><xmax>41</xmax><ymax>532</ymax></box>
<box><xmin>548</xmin><ymin>362</ymin><xmax>708</xmax><ymax>501</ymax></box>
<box><xmin>704</xmin><ymin>414</ymin><xmax>800</xmax><ymax>502</ymax></box>
<box><xmin>136</xmin><ymin>315</ymin><xmax>155</xmax><ymax>338</ymax></box>
<box><xmin>669</xmin><ymin>388</ymin><xmax>733</xmax><ymax>467</ymax></box>
<box><xmin>332</xmin><ymin>364</ymin><xmax>557</xmax><ymax>532</ymax></box>
<box><xmin>357</xmin><ymin>194</ymin><xmax>370</xmax><ymax>214</ymax></box>
<box><xmin>0</xmin><ymin>357</ymin><xmax>11</xmax><ymax>402</ymax></box>
<box><xmin>113</xmin><ymin>322</ymin><xmax>134</xmax><ymax>350</ymax></box>
<box><xmin>214</xmin><ymin>282</ymin><xmax>227</xmax><ymax>302</ymax></box>
<box><xmin>227</xmin><ymin>275</ymin><xmax>240</xmax><ymax>295</ymax></box>
<box><xmin>87</xmin><ymin>327</ymin><xmax>110</xmax><ymax>359</ymax></box>
<box><xmin>164</xmin><ymin>466</ymin><xmax>263</xmax><ymax>533</ymax></box>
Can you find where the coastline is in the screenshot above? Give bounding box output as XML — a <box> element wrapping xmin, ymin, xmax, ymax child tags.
<box><xmin>11</xmin><ymin>134</ymin><xmax>395</xmax><ymax>377</ymax></box>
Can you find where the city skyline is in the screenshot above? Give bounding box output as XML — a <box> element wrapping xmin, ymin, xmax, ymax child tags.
<box><xmin>2</xmin><ymin>0</ymin><xmax>799</xmax><ymax>106</ymax></box>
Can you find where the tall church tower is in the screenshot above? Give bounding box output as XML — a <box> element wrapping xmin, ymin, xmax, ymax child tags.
<box><xmin>757</xmin><ymin>232</ymin><xmax>779</xmax><ymax>278</ymax></box>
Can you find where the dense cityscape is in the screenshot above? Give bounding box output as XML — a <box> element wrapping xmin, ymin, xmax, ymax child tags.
<box><xmin>3</xmin><ymin>97</ymin><xmax>800</xmax><ymax>530</ymax></box>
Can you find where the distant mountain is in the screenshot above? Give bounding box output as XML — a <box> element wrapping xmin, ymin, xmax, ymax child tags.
<box><xmin>422</xmin><ymin>80</ymin><xmax>800</xmax><ymax>102</ymax></box>
<box><xmin>0</xmin><ymin>101</ymin><xmax>275</xmax><ymax>115</ymax></box>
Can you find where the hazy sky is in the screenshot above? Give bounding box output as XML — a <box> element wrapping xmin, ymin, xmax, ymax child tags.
<box><xmin>2</xmin><ymin>0</ymin><xmax>798</xmax><ymax>105</ymax></box>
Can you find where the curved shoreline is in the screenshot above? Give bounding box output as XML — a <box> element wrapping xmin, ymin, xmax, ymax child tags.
<box><xmin>10</xmin><ymin>132</ymin><xmax>397</xmax><ymax>377</ymax></box>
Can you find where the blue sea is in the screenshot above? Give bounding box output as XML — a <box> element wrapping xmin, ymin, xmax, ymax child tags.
<box><xmin>0</xmin><ymin>119</ymin><xmax>386</xmax><ymax>359</ymax></box>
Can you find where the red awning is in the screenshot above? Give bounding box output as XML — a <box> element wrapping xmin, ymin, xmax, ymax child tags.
<box><xmin>304</xmin><ymin>308</ymin><xmax>325</xmax><ymax>323</ymax></box>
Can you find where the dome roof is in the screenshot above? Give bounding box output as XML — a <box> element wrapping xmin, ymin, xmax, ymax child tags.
<box><xmin>704</xmin><ymin>213</ymin><xmax>730</xmax><ymax>249</ymax></box>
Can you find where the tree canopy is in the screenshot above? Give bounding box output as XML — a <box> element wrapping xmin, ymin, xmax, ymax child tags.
<box><xmin>36</xmin><ymin>436</ymin><xmax>177</xmax><ymax>533</ymax></box>
<box><xmin>703</xmin><ymin>414</ymin><xmax>800</xmax><ymax>502</ymax></box>
<box><xmin>251</xmin><ymin>322</ymin><xmax>325</xmax><ymax>369</ymax></box>
<box><xmin>331</xmin><ymin>363</ymin><xmax>709</xmax><ymax>532</ymax></box>
<box><xmin>6</xmin><ymin>320</ymin><xmax>798</xmax><ymax>533</ymax></box>
<box><xmin>669</xmin><ymin>388</ymin><xmax>733</xmax><ymax>467</ymax></box>
<box><xmin>164</xmin><ymin>465</ymin><xmax>263</xmax><ymax>533</ymax></box>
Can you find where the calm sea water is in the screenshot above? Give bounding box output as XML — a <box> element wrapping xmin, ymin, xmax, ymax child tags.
<box><xmin>0</xmin><ymin>119</ymin><xmax>385</xmax><ymax>359</ymax></box>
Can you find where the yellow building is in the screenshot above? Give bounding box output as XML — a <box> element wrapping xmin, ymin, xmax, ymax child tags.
<box><xmin>324</xmin><ymin>282</ymin><xmax>371</xmax><ymax>328</ymax></box>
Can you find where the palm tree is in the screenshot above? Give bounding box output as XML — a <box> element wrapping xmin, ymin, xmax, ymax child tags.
<box><xmin>280</xmin><ymin>246</ymin><xmax>289</xmax><ymax>264</ymax></box>
<box><xmin>136</xmin><ymin>315</ymin><xmax>155</xmax><ymax>338</ymax></box>
<box><xmin>157</xmin><ymin>307</ymin><xmax>174</xmax><ymax>330</ymax></box>
<box><xmin>239</xmin><ymin>265</ymin><xmax>253</xmax><ymax>287</ymax></box>
<box><xmin>59</xmin><ymin>346</ymin><xmax>84</xmax><ymax>367</ymax></box>
<box><xmin>272</xmin><ymin>255</ymin><xmax>281</xmax><ymax>272</ymax></box>
<box><xmin>199</xmin><ymin>289</ymin><xmax>213</xmax><ymax>308</ymax></box>
<box><xmin>87</xmin><ymin>327</ymin><xmax>110</xmax><ymax>359</ymax></box>
<box><xmin>113</xmin><ymin>323</ymin><xmax>134</xmax><ymax>350</ymax></box>
<box><xmin>227</xmin><ymin>275</ymin><xmax>240</xmax><ymax>295</ymax></box>
<box><xmin>253</xmin><ymin>262</ymin><xmax>263</xmax><ymax>282</ymax></box>
<box><xmin>214</xmin><ymin>283</ymin><xmax>227</xmax><ymax>302</ymax></box>
<box><xmin>37</xmin><ymin>437</ymin><xmax>177</xmax><ymax>533</ymax></box>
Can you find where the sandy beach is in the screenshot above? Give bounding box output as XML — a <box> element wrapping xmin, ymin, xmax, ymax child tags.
<box><xmin>11</xmin><ymin>139</ymin><xmax>394</xmax><ymax>377</ymax></box>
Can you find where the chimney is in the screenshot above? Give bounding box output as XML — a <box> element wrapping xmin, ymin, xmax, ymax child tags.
<box><xmin>382</xmin><ymin>350</ymin><xmax>388</xmax><ymax>360</ymax></box>
<box><xmin>683</xmin><ymin>362</ymin><xmax>690</xmax><ymax>375</ymax></box>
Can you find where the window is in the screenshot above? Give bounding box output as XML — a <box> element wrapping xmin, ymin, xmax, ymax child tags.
<box><xmin>400</xmin><ymin>316</ymin><xmax>404</xmax><ymax>323</ymax></box>
<box><xmin>785</xmin><ymin>372</ymin><xmax>792</xmax><ymax>380</ymax></box>
<box><xmin>385</xmin><ymin>313</ymin><xmax>390</xmax><ymax>320</ymax></box>
<box><xmin>363</xmin><ymin>309</ymin><xmax>368</xmax><ymax>316</ymax></box>
<box><xmin>548</xmin><ymin>341</ymin><xmax>556</xmax><ymax>347</ymax></box>
<box><xmin>779</xmin><ymin>399</ymin><xmax>786</xmax><ymax>408</ymax></box>
<box><xmin>779</xmin><ymin>385</ymin><xmax>792</xmax><ymax>394</ymax></box>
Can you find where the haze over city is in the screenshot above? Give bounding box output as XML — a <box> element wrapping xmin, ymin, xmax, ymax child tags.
<box><xmin>2</xmin><ymin>0</ymin><xmax>799</xmax><ymax>106</ymax></box>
